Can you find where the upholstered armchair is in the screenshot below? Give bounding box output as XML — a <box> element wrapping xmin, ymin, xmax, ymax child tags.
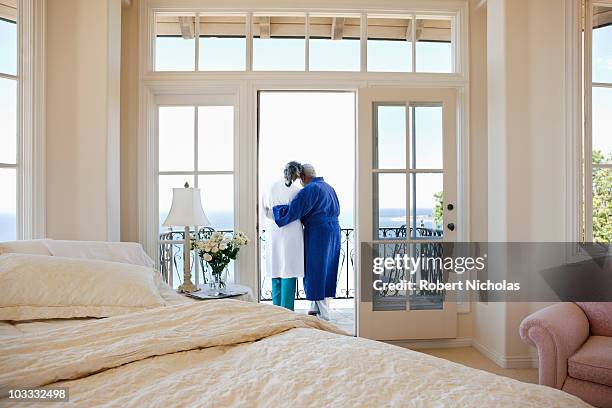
<box><xmin>520</xmin><ymin>303</ymin><xmax>612</xmax><ymax>408</ymax></box>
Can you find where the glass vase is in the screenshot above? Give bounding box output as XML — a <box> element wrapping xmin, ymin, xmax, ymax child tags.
<box><xmin>208</xmin><ymin>266</ymin><xmax>227</xmax><ymax>295</ymax></box>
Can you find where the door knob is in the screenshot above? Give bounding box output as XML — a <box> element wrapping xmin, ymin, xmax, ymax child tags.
<box><xmin>447</xmin><ymin>223</ymin><xmax>455</xmax><ymax>231</ymax></box>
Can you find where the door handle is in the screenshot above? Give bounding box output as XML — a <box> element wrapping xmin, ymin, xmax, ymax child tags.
<box><xmin>447</xmin><ymin>223</ymin><xmax>455</xmax><ymax>231</ymax></box>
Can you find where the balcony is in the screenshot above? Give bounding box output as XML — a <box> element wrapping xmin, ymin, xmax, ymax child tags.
<box><xmin>159</xmin><ymin>225</ymin><xmax>444</xmax><ymax>302</ymax></box>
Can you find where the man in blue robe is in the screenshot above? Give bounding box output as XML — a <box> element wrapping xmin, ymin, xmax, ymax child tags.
<box><xmin>273</xmin><ymin>163</ymin><xmax>341</xmax><ymax>321</ymax></box>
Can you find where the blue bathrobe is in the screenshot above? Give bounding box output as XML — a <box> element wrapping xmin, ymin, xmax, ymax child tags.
<box><xmin>273</xmin><ymin>177</ymin><xmax>341</xmax><ymax>301</ymax></box>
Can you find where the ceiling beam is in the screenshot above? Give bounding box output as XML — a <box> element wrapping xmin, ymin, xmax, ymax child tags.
<box><xmin>331</xmin><ymin>17</ymin><xmax>345</xmax><ymax>40</ymax></box>
<box><xmin>259</xmin><ymin>16</ymin><xmax>271</xmax><ymax>39</ymax></box>
<box><xmin>415</xmin><ymin>20</ymin><xmax>424</xmax><ymax>42</ymax></box>
<box><xmin>405</xmin><ymin>19</ymin><xmax>413</xmax><ymax>41</ymax></box>
<box><xmin>178</xmin><ymin>16</ymin><xmax>194</xmax><ymax>39</ymax></box>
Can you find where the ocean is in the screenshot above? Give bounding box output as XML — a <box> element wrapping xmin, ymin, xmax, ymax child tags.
<box><xmin>160</xmin><ymin>207</ymin><xmax>438</xmax><ymax>233</ymax></box>
<box><xmin>0</xmin><ymin>214</ymin><xmax>16</xmax><ymax>241</ymax></box>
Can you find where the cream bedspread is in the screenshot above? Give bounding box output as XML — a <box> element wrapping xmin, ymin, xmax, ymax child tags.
<box><xmin>0</xmin><ymin>301</ymin><xmax>590</xmax><ymax>408</ymax></box>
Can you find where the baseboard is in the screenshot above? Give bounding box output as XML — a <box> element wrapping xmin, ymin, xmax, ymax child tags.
<box><xmin>472</xmin><ymin>339</ymin><xmax>538</xmax><ymax>369</ymax></box>
<box><xmin>386</xmin><ymin>337</ymin><xmax>473</xmax><ymax>350</ymax></box>
<box><xmin>383</xmin><ymin>337</ymin><xmax>539</xmax><ymax>369</ymax></box>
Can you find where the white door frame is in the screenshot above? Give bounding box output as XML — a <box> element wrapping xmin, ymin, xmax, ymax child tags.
<box><xmin>356</xmin><ymin>87</ymin><xmax>459</xmax><ymax>340</ymax></box>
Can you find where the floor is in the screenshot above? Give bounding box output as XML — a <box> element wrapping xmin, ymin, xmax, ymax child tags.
<box><xmin>294</xmin><ymin>298</ymin><xmax>355</xmax><ymax>335</ymax></box>
<box><xmin>416</xmin><ymin>347</ymin><xmax>538</xmax><ymax>384</ymax></box>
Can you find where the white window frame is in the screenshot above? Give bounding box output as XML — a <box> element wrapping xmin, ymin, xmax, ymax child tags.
<box><xmin>155</xmin><ymin>92</ymin><xmax>239</xmax><ymax>287</ymax></box>
<box><xmin>138</xmin><ymin>0</ymin><xmax>470</xmax><ymax>302</ymax></box>
<box><xmin>583</xmin><ymin>0</ymin><xmax>612</xmax><ymax>242</ymax></box>
<box><xmin>0</xmin><ymin>0</ymin><xmax>45</xmax><ymax>241</ymax></box>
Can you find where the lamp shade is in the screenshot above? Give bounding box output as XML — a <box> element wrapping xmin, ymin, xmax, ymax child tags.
<box><xmin>163</xmin><ymin>186</ymin><xmax>211</xmax><ymax>227</ymax></box>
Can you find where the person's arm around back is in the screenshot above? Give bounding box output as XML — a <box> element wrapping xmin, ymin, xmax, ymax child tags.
<box><xmin>273</xmin><ymin>187</ymin><xmax>315</xmax><ymax>227</ymax></box>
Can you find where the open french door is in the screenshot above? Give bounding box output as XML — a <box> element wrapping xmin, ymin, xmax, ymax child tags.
<box><xmin>357</xmin><ymin>88</ymin><xmax>458</xmax><ymax>340</ymax></box>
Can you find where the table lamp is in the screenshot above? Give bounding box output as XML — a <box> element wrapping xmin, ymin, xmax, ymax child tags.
<box><xmin>163</xmin><ymin>182</ymin><xmax>210</xmax><ymax>293</ymax></box>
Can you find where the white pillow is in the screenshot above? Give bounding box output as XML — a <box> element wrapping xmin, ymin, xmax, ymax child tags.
<box><xmin>0</xmin><ymin>253</ymin><xmax>166</xmax><ymax>321</ymax></box>
<box><xmin>43</xmin><ymin>240</ymin><xmax>155</xmax><ymax>267</ymax></box>
<box><xmin>0</xmin><ymin>240</ymin><xmax>51</xmax><ymax>256</ymax></box>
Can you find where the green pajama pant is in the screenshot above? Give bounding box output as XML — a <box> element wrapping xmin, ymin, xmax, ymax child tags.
<box><xmin>272</xmin><ymin>277</ymin><xmax>297</xmax><ymax>311</ymax></box>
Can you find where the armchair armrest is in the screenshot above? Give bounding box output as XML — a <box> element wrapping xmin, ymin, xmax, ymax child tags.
<box><xmin>520</xmin><ymin>303</ymin><xmax>589</xmax><ymax>389</ymax></box>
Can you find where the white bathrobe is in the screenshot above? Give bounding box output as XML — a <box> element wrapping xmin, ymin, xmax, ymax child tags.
<box><xmin>263</xmin><ymin>179</ymin><xmax>305</xmax><ymax>278</ymax></box>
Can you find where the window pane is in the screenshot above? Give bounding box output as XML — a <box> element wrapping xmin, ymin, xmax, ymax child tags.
<box><xmin>309</xmin><ymin>16</ymin><xmax>360</xmax><ymax>71</ymax></box>
<box><xmin>158</xmin><ymin>106</ymin><xmax>195</xmax><ymax>172</ymax></box>
<box><xmin>198</xmin><ymin>15</ymin><xmax>246</xmax><ymax>71</ymax></box>
<box><xmin>592</xmin><ymin>6</ymin><xmax>612</xmax><ymax>84</ymax></box>
<box><xmin>198</xmin><ymin>106</ymin><xmax>233</xmax><ymax>171</ymax></box>
<box><xmin>0</xmin><ymin>168</ymin><xmax>17</xmax><ymax>241</ymax></box>
<box><xmin>155</xmin><ymin>14</ymin><xmax>196</xmax><ymax>71</ymax></box>
<box><xmin>253</xmin><ymin>15</ymin><xmax>305</xmax><ymax>71</ymax></box>
<box><xmin>415</xmin><ymin>18</ymin><xmax>453</xmax><ymax>73</ymax></box>
<box><xmin>593</xmin><ymin>87</ymin><xmax>612</xmax><ymax>164</ymax></box>
<box><xmin>197</xmin><ymin>175</ymin><xmax>234</xmax><ymax>230</ymax></box>
<box><xmin>376</xmin><ymin>105</ymin><xmax>406</xmax><ymax>169</ymax></box>
<box><xmin>367</xmin><ymin>17</ymin><xmax>412</xmax><ymax>72</ymax></box>
<box><xmin>411</xmin><ymin>173</ymin><xmax>443</xmax><ymax>239</ymax></box>
<box><xmin>375</xmin><ymin>173</ymin><xmax>406</xmax><ymax>239</ymax></box>
<box><xmin>592</xmin><ymin>167</ymin><xmax>612</xmax><ymax>243</ymax></box>
<box><xmin>0</xmin><ymin>77</ymin><xmax>17</xmax><ymax>164</ymax></box>
<box><xmin>0</xmin><ymin>17</ymin><xmax>17</xmax><ymax>75</ymax></box>
<box><xmin>412</xmin><ymin>105</ymin><xmax>443</xmax><ymax>169</ymax></box>
<box><xmin>159</xmin><ymin>175</ymin><xmax>195</xmax><ymax>232</ymax></box>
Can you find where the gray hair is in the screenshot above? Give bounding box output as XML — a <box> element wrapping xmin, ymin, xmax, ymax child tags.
<box><xmin>301</xmin><ymin>163</ymin><xmax>316</xmax><ymax>178</ymax></box>
<box><xmin>283</xmin><ymin>161</ymin><xmax>303</xmax><ymax>186</ymax></box>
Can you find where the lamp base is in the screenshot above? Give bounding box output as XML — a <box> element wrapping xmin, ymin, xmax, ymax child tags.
<box><xmin>178</xmin><ymin>280</ymin><xmax>198</xmax><ymax>293</ymax></box>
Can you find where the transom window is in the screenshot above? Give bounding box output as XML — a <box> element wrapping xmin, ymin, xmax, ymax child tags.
<box><xmin>0</xmin><ymin>4</ymin><xmax>18</xmax><ymax>241</ymax></box>
<box><xmin>152</xmin><ymin>12</ymin><xmax>457</xmax><ymax>73</ymax></box>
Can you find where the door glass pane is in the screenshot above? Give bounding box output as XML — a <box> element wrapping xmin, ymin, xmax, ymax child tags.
<box><xmin>198</xmin><ymin>106</ymin><xmax>234</xmax><ymax>171</ymax></box>
<box><xmin>0</xmin><ymin>77</ymin><xmax>16</xmax><ymax>164</ymax></box>
<box><xmin>0</xmin><ymin>17</ymin><xmax>17</xmax><ymax>75</ymax></box>
<box><xmin>373</xmin><ymin>242</ymin><xmax>408</xmax><ymax>311</ymax></box>
<box><xmin>412</xmin><ymin>105</ymin><xmax>443</xmax><ymax>169</ymax></box>
<box><xmin>158</xmin><ymin>106</ymin><xmax>195</xmax><ymax>172</ymax></box>
<box><xmin>415</xmin><ymin>18</ymin><xmax>453</xmax><ymax>73</ymax></box>
<box><xmin>375</xmin><ymin>173</ymin><xmax>406</xmax><ymax>239</ymax></box>
<box><xmin>593</xmin><ymin>87</ymin><xmax>612</xmax><ymax>164</ymax></box>
<box><xmin>309</xmin><ymin>16</ymin><xmax>360</xmax><ymax>71</ymax></box>
<box><xmin>197</xmin><ymin>175</ymin><xmax>234</xmax><ymax>230</ymax></box>
<box><xmin>199</xmin><ymin>15</ymin><xmax>246</xmax><ymax>71</ymax></box>
<box><xmin>155</xmin><ymin>14</ymin><xmax>196</xmax><ymax>71</ymax></box>
<box><xmin>592</xmin><ymin>6</ymin><xmax>612</xmax><ymax>84</ymax></box>
<box><xmin>411</xmin><ymin>173</ymin><xmax>443</xmax><ymax>239</ymax></box>
<box><xmin>376</xmin><ymin>105</ymin><xmax>406</xmax><ymax>169</ymax></box>
<box><xmin>0</xmin><ymin>168</ymin><xmax>16</xmax><ymax>241</ymax></box>
<box><xmin>253</xmin><ymin>15</ymin><xmax>305</xmax><ymax>71</ymax></box>
<box><xmin>367</xmin><ymin>16</ymin><xmax>413</xmax><ymax>72</ymax></box>
<box><xmin>159</xmin><ymin>175</ymin><xmax>195</xmax><ymax>232</ymax></box>
<box><xmin>409</xmin><ymin>241</ymin><xmax>444</xmax><ymax>310</ymax></box>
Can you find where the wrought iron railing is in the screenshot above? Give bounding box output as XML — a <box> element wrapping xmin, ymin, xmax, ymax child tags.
<box><xmin>158</xmin><ymin>225</ymin><xmax>444</xmax><ymax>301</ymax></box>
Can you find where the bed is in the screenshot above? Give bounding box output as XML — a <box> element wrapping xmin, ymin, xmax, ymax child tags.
<box><xmin>0</xmin><ymin>241</ymin><xmax>590</xmax><ymax>407</ymax></box>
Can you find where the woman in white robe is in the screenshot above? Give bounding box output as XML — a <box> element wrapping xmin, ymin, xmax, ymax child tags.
<box><xmin>263</xmin><ymin>162</ymin><xmax>305</xmax><ymax>311</ymax></box>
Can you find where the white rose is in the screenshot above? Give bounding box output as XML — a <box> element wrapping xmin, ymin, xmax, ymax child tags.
<box><xmin>211</xmin><ymin>247</ymin><xmax>218</xmax><ymax>253</ymax></box>
<box><xmin>219</xmin><ymin>243</ymin><xmax>227</xmax><ymax>250</ymax></box>
<box><xmin>203</xmin><ymin>253</ymin><xmax>212</xmax><ymax>261</ymax></box>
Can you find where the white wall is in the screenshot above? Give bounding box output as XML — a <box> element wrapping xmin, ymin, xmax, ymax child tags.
<box><xmin>474</xmin><ymin>0</ymin><xmax>570</xmax><ymax>367</ymax></box>
<box><xmin>45</xmin><ymin>0</ymin><xmax>122</xmax><ymax>240</ymax></box>
<box><xmin>120</xmin><ymin>0</ymin><xmax>139</xmax><ymax>242</ymax></box>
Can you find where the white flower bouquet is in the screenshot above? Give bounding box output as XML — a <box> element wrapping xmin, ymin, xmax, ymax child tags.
<box><xmin>193</xmin><ymin>231</ymin><xmax>249</xmax><ymax>290</ymax></box>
